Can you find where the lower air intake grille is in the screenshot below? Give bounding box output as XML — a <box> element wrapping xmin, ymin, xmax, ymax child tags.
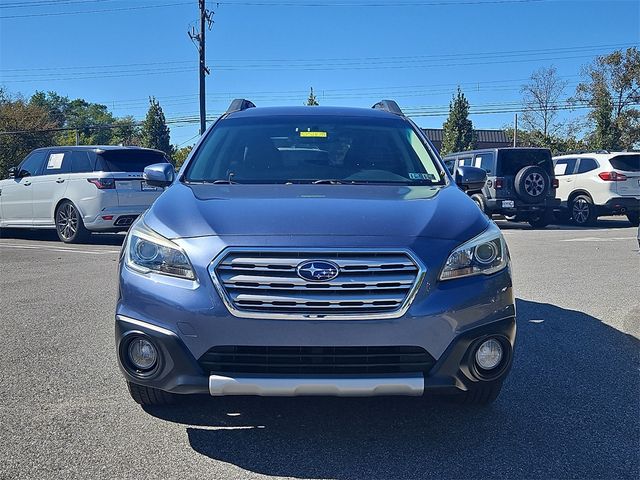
<box><xmin>198</xmin><ymin>345</ymin><xmax>436</xmax><ymax>375</ymax></box>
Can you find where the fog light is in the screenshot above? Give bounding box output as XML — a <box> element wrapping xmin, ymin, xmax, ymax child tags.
<box><xmin>127</xmin><ymin>337</ymin><xmax>158</xmax><ymax>371</ymax></box>
<box><xmin>475</xmin><ymin>338</ymin><xmax>503</xmax><ymax>370</ymax></box>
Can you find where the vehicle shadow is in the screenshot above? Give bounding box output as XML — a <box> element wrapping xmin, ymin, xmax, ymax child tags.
<box><xmin>495</xmin><ymin>217</ymin><xmax>635</xmax><ymax>231</ymax></box>
<box><xmin>0</xmin><ymin>228</ymin><xmax>125</xmax><ymax>246</ymax></box>
<box><xmin>144</xmin><ymin>299</ymin><xmax>640</xmax><ymax>479</ymax></box>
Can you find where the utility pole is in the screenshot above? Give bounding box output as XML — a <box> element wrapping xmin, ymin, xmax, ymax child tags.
<box><xmin>189</xmin><ymin>0</ymin><xmax>213</xmax><ymax>135</ymax></box>
<box><xmin>513</xmin><ymin>113</ymin><xmax>518</xmax><ymax>147</ymax></box>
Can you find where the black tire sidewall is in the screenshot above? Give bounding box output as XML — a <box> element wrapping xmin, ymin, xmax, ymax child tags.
<box><xmin>528</xmin><ymin>210</ymin><xmax>552</xmax><ymax>228</ymax></box>
<box><xmin>470</xmin><ymin>193</ymin><xmax>485</xmax><ymax>213</ymax></box>
<box><xmin>55</xmin><ymin>201</ymin><xmax>88</xmax><ymax>243</ymax></box>
<box><xmin>627</xmin><ymin>212</ymin><xmax>640</xmax><ymax>227</ymax></box>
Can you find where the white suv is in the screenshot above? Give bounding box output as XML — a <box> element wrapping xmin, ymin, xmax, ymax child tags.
<box><xmin>552</xmin><ymin>152</ymin><xmax>640</xmax><ymax>226</ymax></box>
<box><xmin>0</xmin><ymin>146</ymin><xmax>170</xmax><ymax>242</ymax></box>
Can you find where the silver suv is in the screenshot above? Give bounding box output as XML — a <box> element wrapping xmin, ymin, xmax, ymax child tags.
<box><xmin>0</xmin><ymin>146</ymin><xmax>169</xmax><ymax>242</ymax></box>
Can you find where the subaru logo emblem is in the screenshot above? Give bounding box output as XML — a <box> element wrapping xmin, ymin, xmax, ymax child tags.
<box><xmin>296</xmin><ymin>260</ymin><xmax>340</xmax><ymax>282</ymax></box>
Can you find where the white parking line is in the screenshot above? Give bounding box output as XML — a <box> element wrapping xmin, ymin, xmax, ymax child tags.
<box><xmin>561</xmin><ymin>237</ymin><xmax>636</xmax><ymax>242</ymax></box>
<box><xmin>0</xmin><ymin>243</ymin><xmax>121</xmax><ymax>255</ymax></box>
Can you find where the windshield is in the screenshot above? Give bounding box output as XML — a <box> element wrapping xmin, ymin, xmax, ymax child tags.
<box><xmin>609</xmin><ymin>154</ymin><xmax>640</xmax><ymax>172</ymax></box>
<box><xmin>184</xmin><ymin>115</ymin><xmax>445</xmax><ymax>185</ymax></box>
<box><xmin>96</xmin><ymin>149</ymin><xmax>169</xmax><ymax>173</ymax></box>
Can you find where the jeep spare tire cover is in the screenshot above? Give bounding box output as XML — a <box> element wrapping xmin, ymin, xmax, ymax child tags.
<box><xmin>514</xmin><ymin>165</ymin><xmax>549</xmax><ymax>203</ymax></box>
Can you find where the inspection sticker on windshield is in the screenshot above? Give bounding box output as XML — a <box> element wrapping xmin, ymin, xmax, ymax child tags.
<box><xmin>409</xmin><ymin>172</ymin><xmax>435</xmax><ymax>180</ymax></box>
<box><xmin>46</xmin><ymin>153</ymin><xmax>64</xmax><ymax>170</ymax></box>
<box><xmin>300</xmin><ymin>131</ymin><xmax>327</xmax><ymax>138</ymax></box>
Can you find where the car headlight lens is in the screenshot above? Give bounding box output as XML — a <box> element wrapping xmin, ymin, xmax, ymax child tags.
<box><xmin>125</xmin><ymin>220</ymin><xmax>195</xmax><ymax>279</ymax></box>
<box><xmin>439</xmin><ymin>222</ymin><xmax>508</xmax><ymax>280</ymax></box>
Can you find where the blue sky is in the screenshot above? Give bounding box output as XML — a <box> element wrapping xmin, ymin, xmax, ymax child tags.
<box><xmin>1</xmin><ymin>0</ymin><xmax>638</xmax><ymax>146</ymax></box>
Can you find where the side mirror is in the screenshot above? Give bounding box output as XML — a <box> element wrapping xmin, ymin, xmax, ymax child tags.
<box><xmin>455</xmin><ymin>165</ymin><xmax>487</xmax><ymax>192</ymax></box>
<box><xmin>143</xmin><ymin>163</ymin><xmax>175</xmax><ymax>188</ymax></box>
<box><xmin>8</xmin><ymin>167</ymin><xmax>17</xmax><ymax>179</ymax></box>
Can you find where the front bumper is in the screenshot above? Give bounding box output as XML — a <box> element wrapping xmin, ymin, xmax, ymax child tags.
<box><xmin>115</xmin><ymin>234</ymin><xmax>516</xmax><ymax>397</ymax></box>
<box><xmin>115</xmin><ymin>311</ymin><xmax>516</xmax><ymax>397</ymax></box>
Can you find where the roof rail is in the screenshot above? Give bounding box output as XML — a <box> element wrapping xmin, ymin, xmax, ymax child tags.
<box><xmin>372</xmin><ymin>100</ymin><xmax>404</xmax><ymax>116</ymax></box>
<box><xmin>226</xmin><ymin>98</ymin><xmax>256</xmax><ymax>113</ymax></box>
<box><xmin>561</xmin><ymin>149</ymin><xmax>610</xmax><ymax>155</ymax></box>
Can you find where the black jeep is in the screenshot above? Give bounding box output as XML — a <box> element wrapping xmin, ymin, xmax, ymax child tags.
<box><xmin>443</xmin><ymin>147</ymin><xmax>560</xmax><ymax>228</ymax></box>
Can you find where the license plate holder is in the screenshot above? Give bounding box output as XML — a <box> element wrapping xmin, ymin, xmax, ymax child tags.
<box><xmin>117</xmin><ymin>180</ymin><xmax>134</xmax><ymax>189</ymax></box>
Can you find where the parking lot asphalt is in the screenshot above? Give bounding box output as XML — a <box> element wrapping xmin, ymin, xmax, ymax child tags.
<box><xmin>1</xmin><ymin>218</ymin><xmax>638</xmax><ymax>480</ymax></box>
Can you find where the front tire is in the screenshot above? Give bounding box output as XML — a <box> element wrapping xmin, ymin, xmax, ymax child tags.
<box><xmin>528</xmin><ymin>210</ymin><xmax>552</xmax><ymax>229</ymax></box>
<box><xmin>470</xmin><ymin>193</ymin><xmax>485</xmax><ymax>213</ymax></box>
<box><xmin>449</xmin><ymin>382</ymin><xmax>503</xmax><ymax>405</ymax></box>
<box><xmin>627</xmin><ymin>212</ymin><xmax>640</xmax><ymax>227</ymax></box>
<box><xmin>55</xmin><ymin>200</ymin><xmax>90</xmax><ymax>243</ymax></box>
<box><xmin>571</xmin><ymin>195</ymin><xmax>596</xmax><ymax>226</ymax></box>
<box><xmin>127</xmin><ymin>382</ymin><xmax>177</xmax><ymax>406</ymax></box>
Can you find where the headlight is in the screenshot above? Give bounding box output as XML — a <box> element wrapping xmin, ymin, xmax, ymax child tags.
<box><xmin>125</xmin><ymin>220</ymin><xmax>195</xmax><ymax>279</ymax></box>
<box><xmin>439</xmin><ymin>222</ymin><xmax>508</xmax><ymax>280</ymax></box>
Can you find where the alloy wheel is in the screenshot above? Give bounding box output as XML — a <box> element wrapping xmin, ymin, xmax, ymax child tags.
<box><xmin>572</xmin><ymin>198</ymin><xmax>590</xmax><ymax>224</ymax></box>
<box><xmin>57</xmin><ymin>203</ymin><xmax>78</xmax><ymax>241</ymax></box>
<box><xmin>524</xmin><ymin>172</ymin><xmax>545</xmax><ymax>197</ymax></box>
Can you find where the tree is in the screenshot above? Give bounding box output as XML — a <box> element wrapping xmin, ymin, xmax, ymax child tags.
<box><xmin>111</xmin><ymin>116</ymin><xmax>142</xmax><ymax>146</ymax></box>
<box><xmin>28</xmin><ymin>91</ymin><xmax>126</xmax><ymax>146</ymax></box>
<box><xmin>521</xmin><ymin>66</ymin><xmax>568</xmax><ymax>143</ymax></box>
<box><xmin>172</xmin><ymin>145</ymin><xmax>193</xmax><ymax>169</ymax></box>
<box><xmin>441</xmin><ymin>87</ymin><xmax>474</xmax><ymax>155</ymax></box>
<box><xmin>576</xmin><ymin>47</ymin><xmax>640</xmax><ymax>150</ymax></box>
<box><xmin>141</xmin><ymin>97</ymin><xmax>172</xmax><ymax>156</ymax></box>
<box><xmin>0</xmin><ymin>90</ymin><xmax>57</xmax><ymax>177</ymax></box>
<box><xmin>503</xmin><ymin>126</ymin><xmax>587</xmax><ymax>155</ymax></box>
<box><xmin>305</xmin><ymin>87</ymin><xmax>319</xmax><ymax>106</ymax></box>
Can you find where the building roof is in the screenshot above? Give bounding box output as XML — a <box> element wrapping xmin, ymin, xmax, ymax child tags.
<box><xmin>422</xmin><ymin>128</ymin><xmax>510</xmax><ymax>143</ymax></box>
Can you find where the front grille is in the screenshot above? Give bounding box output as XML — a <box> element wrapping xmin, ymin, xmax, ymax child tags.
<box><xmin>210</xmin><ymin>249</ymin><xmax>423</xmax><ymax>319</ymax></box>
<box><xmin>199</xmin><ymin>345</ymin><xmax>436</xmax><ymax>375</ymax></box>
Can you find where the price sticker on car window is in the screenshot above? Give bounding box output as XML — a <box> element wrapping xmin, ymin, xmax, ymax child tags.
<box><xmin>47</xmin><ymin>153</ymin><xmax>64</xmax><ymax>170</ymax></box>
<box><xmin>300</xmin><ymin>131</ymin><xmax>327</xmax><ymax>138</ymax></box>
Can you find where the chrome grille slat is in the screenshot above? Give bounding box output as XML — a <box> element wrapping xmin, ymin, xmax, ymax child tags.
<box><xmin>210</xmin><ymin>249</ymin><xmax>424</xmax><ymax>319</ymax></box>
<box><xmin>220</xmin><ymin>255</ymin><xmax>416</xmax><ymax>270</ymax></box>
<box><xmin>220</xmin><ymin>272</ymin><xmax>416</xmax><ymax>289</ymax></box>
<box><xmin>232</xmin><ymin>292</ymin><xmax>406</xmax><ymax>304</ymax></box>
<box><xmin>217</xmin><ymin>265</ymin><xmax>417</xmax><ymax>273</ymax></box>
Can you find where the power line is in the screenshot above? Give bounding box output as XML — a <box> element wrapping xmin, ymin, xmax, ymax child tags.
<box><xmin>1</xmin><ymin>52</ymin><xmax>625</xmax><ymax>83</ymax></box>
<box><xmin>6</xmin><ymin>98</ymin><xmax>637</xmax><ymax>136</ymax></box>
<box><xmin>2</xmin><ymin>43</ymin><xmax>633</xmax><ymax>73</ymax></box>
<box><xmin>218</xmin><ymin>0</ymin><xmax>547</xmax><ymax>5</ymax></box>
<box><xmin>0</xmin><ymin>0</ymin><xmax>549</xmax><ymax>19</ymax></box>
<box><xmin>0</xmin><ymin>1</ymin><xmax>192</xmax><ymax>19</ymax></box>
<box><xmin>0</xmin><ymin>0</ymin><xmax>115</xmax><ymax>9</ymax></box>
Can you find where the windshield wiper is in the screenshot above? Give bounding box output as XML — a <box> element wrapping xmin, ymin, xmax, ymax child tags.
<box><xmin>210</xmin><ymin>179</ymin><xmax>237</xmax><ymax>184</ymax></box>
<box><xmin>312</xmin><ymin>179</ymin><xmax>345</xmax><ymax>185</ymax></box>
<box><xmin>185</xmin><ymin>179</ymin><xmax>238</xmax><ymax>185</ymax></box>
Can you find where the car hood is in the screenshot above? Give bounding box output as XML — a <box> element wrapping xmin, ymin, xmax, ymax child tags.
<box><xmin>144</xmin><ymin>183</ymin><xmax>489</xmax><ymax>241</ymax></box>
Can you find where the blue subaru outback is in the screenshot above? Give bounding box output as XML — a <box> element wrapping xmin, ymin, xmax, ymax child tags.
<box><xmin>115</xmin><ymin>100</ymin><xmax>515</xmax><ymax>406</ymax></box>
